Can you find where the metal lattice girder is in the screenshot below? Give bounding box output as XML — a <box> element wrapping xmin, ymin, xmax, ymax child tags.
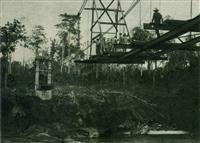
<box><xmin>144</xmin><ymin>20</ymin><xmax>200</xmax><ymax>32</ymax></box>
<box><xmin>121</xmin><ymin>14</ymin><xmax>200</xmax><ymax>59</ymax></box>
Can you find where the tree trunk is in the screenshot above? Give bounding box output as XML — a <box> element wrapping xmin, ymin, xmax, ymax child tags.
<box><xmin>4</xmin><ymin>54</ymin><xmax>8</xmax><ymax>91</ymax></box>
<box><xmin>4</xmin><ymin>64</ymin><xmax>8</xmax><ymax>91</ymax></box>
<box><xmin>95</xmin><ymin>64</ymin><xmax>99</xmax><ymax>79</ymax></box>
<box><xmin>140</xmin><ymin>64</ymin><xmax>143</xmax><ymax>77</ymax></box>
<box><xmin>8</xmin><ymin>53</ymin><xmax>12</xmax><ymax>74</ymax></box>
<box><xmin>122</xmin><ymin>67</ymin><xmax>126</xmax><ymax>90</ymax></box>
<box><xmin>147</xmin><ymin>61</ymin><xmax>151</xmax><ymax>74</ymax></box>
<box><xmin>35</xmin><ymin>59</ymin><xmax>40</xmax><ymax>91</ymax></box>
<box><xmin>61</xmin><ymin>46</ymin><xmax>64</xmax><ymax>74</ymax></box>
<box><xmin>68</xmin><ymin>48</ymin><xmax>71</xmax><ymax>74</ymax></box>
<box><xmin>152</xmin><ymin>61</ymin><xmax>157</xmax><ymax>88</ymax></box>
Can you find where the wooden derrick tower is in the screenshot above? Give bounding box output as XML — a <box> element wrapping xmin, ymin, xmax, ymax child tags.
<box><xmin>85</xmin><ymin>0</ymin><xmax>130</xmax><ymax>56</ymax></box>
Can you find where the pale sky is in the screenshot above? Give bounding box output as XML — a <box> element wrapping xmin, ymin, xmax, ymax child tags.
<box><xmin>0</xmin><ymin>0</ymin><xmax>199</xmax><ymax>62</ymax></box>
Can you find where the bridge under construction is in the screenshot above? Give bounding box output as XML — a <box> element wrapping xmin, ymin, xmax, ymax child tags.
<box><xmin>73</xmin><ymin>0</ymin><xmax>200</xmax><ymax>64</ymax></box>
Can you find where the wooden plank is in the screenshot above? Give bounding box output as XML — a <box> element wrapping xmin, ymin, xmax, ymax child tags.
<box><xmin>144</xmin><ymin>19</ymin><xmax>200</xmax><ymax>32</ymax></box>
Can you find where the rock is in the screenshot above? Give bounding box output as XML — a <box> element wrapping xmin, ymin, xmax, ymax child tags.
<box><xmin>30</xmin><ymin>132</ymin><xmax>61</xmax><ymax>143</ymax></box>
<box><xmin>24</xmin><ymin>124</ymin><xmax>46</xmax><ymax>136</ymax></box>
<box><xmin>140</xmin><ymin>125</ymin><xmax>150</xmax><ymax>134</ymax></box>
<box><xmin>63</xmin><ymin>137</ymin><xmax>81</xmax><ymax>143</ymax></box>
<box><xmin>75</xmin><ymin>128</ymin><xmax>99</xmax><ymax>138</ymax></box>
<box><xmin>123</xmin><ymin>131</ymin><xmax>131</xmax><ymax>136</ymax></box>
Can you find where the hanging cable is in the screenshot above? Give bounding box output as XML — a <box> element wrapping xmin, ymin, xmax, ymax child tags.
<box><xmin>77</xmin><ymin>0</ymin><xmax>88</xmax><ymax>17</ymax></box>
<box><xmin>150</xmin><ymin>0</ymin><xmax>152</xmax><ymax>20</ymax></box>
<box><xmin>159</xmin><ymin>0</ymin><xmax>161</xmax><ymax>10</ymax></box>
<box><xmin>139</xmin><ymin>0</ymin><xmax>142</xmax><ymax>27</ymax></box>
<box><xmin>190</xmin><ymin>0</ymin><xmax>193</xmax><ymax>19</ymax></box>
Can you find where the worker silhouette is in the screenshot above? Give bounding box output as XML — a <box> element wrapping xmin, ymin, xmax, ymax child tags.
<box><xmin>96</xmin><ymin>38</ymin><xmax>101</xmax><ymax>55</ymax></box>
<box><xmin>152</xmin><ymin>8</ymin><xmax>163</xmax><ymax>37</ymax></box>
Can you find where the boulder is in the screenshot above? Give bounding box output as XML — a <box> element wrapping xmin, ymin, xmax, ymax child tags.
<box><xmin>75</xmin><ymin>128</ymin><xmax>99</xmax><ymax>138</ymax></box>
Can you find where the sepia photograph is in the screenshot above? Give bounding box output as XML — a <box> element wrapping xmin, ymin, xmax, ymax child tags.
<box><xmin>1</xmin><ymin>0</ymin><xmax>200</xmax><ymax>142</ymax></box>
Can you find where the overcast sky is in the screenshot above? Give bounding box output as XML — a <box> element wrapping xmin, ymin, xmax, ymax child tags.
<box><xmin>0</xmin><ymin>0</ymin><xmax>199</xmax><ymax>62</ymax></box>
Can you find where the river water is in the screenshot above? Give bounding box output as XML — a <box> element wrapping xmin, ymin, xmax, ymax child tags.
<box><xmin>79</xmin><ymin>135</ymin><xmax>199</xmax><ymax>143</ymax></box>
<box><xmin>3</xmin><ymin>134</ymin><xmax>199</xmax><ymax>143</ymax></box>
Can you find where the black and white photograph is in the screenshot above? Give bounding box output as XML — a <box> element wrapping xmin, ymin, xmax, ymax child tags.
<box><xmin>1</xmin><ymin>0</ymin><xmax>200</xmax><ymax>142</ymax></box>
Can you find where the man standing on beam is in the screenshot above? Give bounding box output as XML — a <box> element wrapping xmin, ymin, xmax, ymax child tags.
<box><xmin>152</xmin><ymin>8</ymin><xmax>163</xmax><ymax>37</ymax></box>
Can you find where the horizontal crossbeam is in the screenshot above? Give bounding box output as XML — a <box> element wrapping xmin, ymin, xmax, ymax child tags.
<box><xmin>85</xmin><ymin>8</ymin><xmax>124</xmax><ymax>12</ymax></box>
<box><xmin>75</xmin><ymin>59</ymin><xmax>144</xmax><ymax>64</ymax></box>
<box><xmin>99</xmin><ymin>22</ymin><xmax>126</xmax><ymax>25</ymax></box>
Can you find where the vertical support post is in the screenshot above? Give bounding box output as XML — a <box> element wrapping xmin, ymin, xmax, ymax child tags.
<box><xmin>118</xmin><ymin>1</ymin><xmax>130</xmax><ymax>38</ymax></box>
<box><xmin>35</xmin><ymin>59</ymin><xmax>40</xmax><ymax>91</ymax></box>
<box><xmin>115</xmin><ymin>0</ymin><xmax>120</xmax><ymax>37</ymax></box>
<box><xmin>90</xmin><ymin>0</ymin><xmax>95</xmax><ymax>56</ymax></box>
<box><xmin>94</xmin><ymin>1</ymin><xmax>102</xmax><ymax>34</ymax></box>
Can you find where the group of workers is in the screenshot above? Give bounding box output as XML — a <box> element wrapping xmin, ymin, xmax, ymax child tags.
<box><xmin>95</xmin><ymin>8</ymin><xmax>163</xmax><ymax>55</ymax></box>
<box><xmin>95</xmin><ymin>33</ymin><xmax>130</xmax><ymax>55</ymax></box>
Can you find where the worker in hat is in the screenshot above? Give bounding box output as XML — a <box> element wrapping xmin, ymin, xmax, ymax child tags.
<box><xmin>152</xmin><ymin>8</ymin><xmax>163</xmax><ymax>37</ymax></box>
<box><xmin>122</xmin><ymin>33</ymin><xmax>128</xmax><ymax>52</ymax></box>
<box><xmin>119</xmin><ymin>33</ymin><xmax>123</xmax><ymax>44</ymax></box>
